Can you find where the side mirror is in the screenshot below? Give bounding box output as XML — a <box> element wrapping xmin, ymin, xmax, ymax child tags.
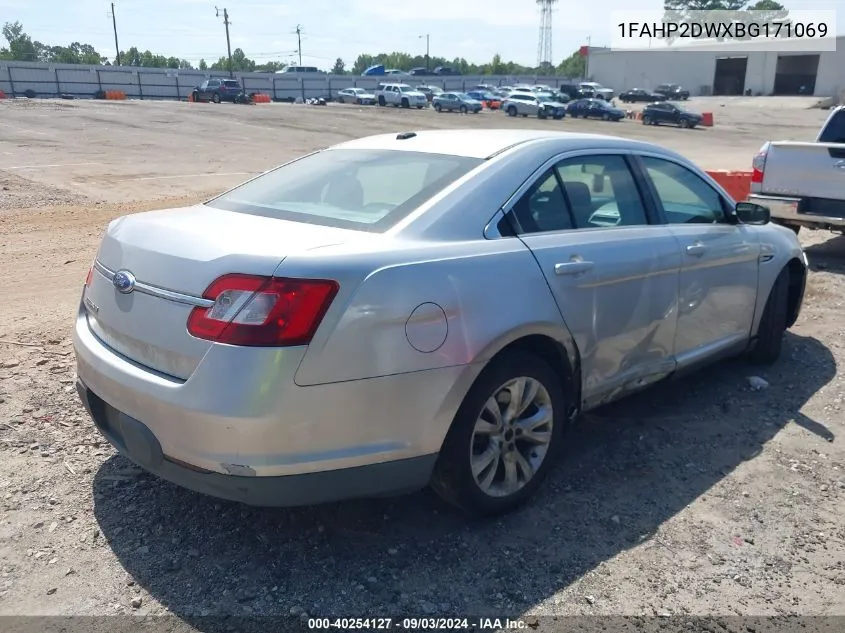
<box><xmin>734</xmin><ymin>201</ymin><xmax>770</xmax><ymax>225</ymax></box>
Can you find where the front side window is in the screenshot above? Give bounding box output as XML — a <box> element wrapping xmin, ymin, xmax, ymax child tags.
<box><xmin>640</xmin><ymin>157</ymin><xmax>727</xmax><ymax>224</ymax></box>
<box><xmin>207</xmin><ymin>149</ymin><xmax>482</xmax><ymax>232</ymax></box>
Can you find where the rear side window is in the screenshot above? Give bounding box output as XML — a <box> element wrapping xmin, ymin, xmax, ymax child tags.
<box><xmin>207</xmin><ymin>149</ymin><xmax>483</xmax><ymax>232</ymax></box>
<box><xmin>818</xmin><ymin>110</ymin><xmax>845</xmax><ymax>143</ymax></box>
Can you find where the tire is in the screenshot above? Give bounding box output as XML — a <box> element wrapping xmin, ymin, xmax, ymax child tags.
<box><xmin>430</xmin><ymin>352</ymin><xmax>566</xmax><ymax>517</ymax></box>
<box><xmin>642</xmin><ymin>115</ymin><xmax>651</xmax><ymax>125</ymax></box>
<box><xmin>748</xmin><ymin>267</ymin><xmax>790</xmax><ymax>365</ymax></box>
<box><xmin>507</xmin><ymin>106</ymin><xmax>517</xmax><ymax>117</ymax></box>
<box><xmin>401</xmin><ymin>98</ymin><xmax>409</xmax><ymax>108</ymax></box>
<box><xmin>522</xmin><ymin>114</ymin><xmax>528</xmax><ymax>118</ymax></box>
<box><xmin>378</xmin><ymin>95</ymin><xmax>386</xmax><ymax>106</ymax></box>
<box><xmin>212</xmin><ymin>93</ymin><xmax>221</xmax><ymax>104</ymax></box>
<box><xmin>460</xmin><ymin>105</ymin><xmax>468</xmax><ymax>114</ymax></box>
<box><xmin>191</xmin><ymin>90</ymin><xmax>200</xmax><ymax>102</ymax></box>
<box><xmin>680</xmin><ymin>119</ymin><xmax>690</xmax><ymax>128</ymax></box>
<box><xmin>337</xmin><ymin>96</ymin><xmax>345</xmax><ymax>104</ymax></box>
<box><xmin>603</xmin><ymin>113</ymin><xmax>610</xmax><ymax>121</ymax></box>
<box><xmin>553</xmin><ymin>114</ymin><xmax>563</xmax><ymax>120</ymax></box>
<box><xmin>416</xmin><ymin>105</ymin><xmax>424</xmax><ymax>109</ymax></box>
<box><xmin>434</xmin><ymin>103</ymin><xmax>442</xmax><ymax>112</ymax></box>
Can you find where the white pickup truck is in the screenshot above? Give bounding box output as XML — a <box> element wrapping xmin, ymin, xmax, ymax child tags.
<box><xmin>748</xmin><ymin>105</ymin><xmax>845</xmax><ymax>234</ymax></box>
<box><xmin>374</xmin><ymin>83</ymin><xmax>428</xmax><ymax>109</ymax></box>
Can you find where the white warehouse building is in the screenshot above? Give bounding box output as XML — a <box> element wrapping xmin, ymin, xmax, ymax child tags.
<box><xmin>587</xmin><ymin>35</ymin><xmax>844</xmax><ymax>98</ymax></box>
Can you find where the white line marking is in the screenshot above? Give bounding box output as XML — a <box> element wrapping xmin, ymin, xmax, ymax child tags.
<box><xmin>119</xmin><ymin>172</ymin><xmax>254</xmax><ymax>182</ymax></box>
<box><xmin>1</xmin><ymin>162</ymin><xmax>102</xmax><ymax>170</ymax></box>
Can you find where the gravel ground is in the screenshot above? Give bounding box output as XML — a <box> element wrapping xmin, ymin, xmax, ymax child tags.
<box><xmin>0</xmin><ymin>99</ymin><xmax>843</xmax><ymax>631</ymax></box>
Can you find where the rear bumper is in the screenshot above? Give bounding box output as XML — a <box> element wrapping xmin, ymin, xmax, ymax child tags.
<box><xmin>749</xmin><ymin>193</ymin><xmax>845</xmax><ymax>228</ymax></box>
<box><xmin>73</xmin><ymin>303</ymin><xmax>469</xmax><ymax>495</ymax></box>
<box><xmin>77</xmin><ymin>379</ymin><xmax>436</xmax><ymax>506</ymax></box>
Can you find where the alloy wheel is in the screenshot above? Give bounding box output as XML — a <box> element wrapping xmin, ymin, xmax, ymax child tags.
<box><xmin>470</xmin><ymin>377</ymin><xmax>554</xmax><ymax>498</ymax></box>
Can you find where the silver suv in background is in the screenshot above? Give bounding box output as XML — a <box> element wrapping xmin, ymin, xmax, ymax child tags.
<box><xmin>502</xmin><ymin>92</ymin><xmax>566</xmax><ymax>120</ymax></box>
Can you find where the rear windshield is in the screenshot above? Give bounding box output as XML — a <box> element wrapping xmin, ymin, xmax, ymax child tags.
<box><xmin>818</xmin><ymin>109</ymin><xmax>845</xmax><ymax>144</ymax></box>
<box><xmin>206</xmin><ymin>149</ymin><xmax>483</xmax><ymax>232</ymax></box>
<box><xmin>222</xmin><ymin>80</ymin><xmax>240</xmax><ymax>87</ymax></box>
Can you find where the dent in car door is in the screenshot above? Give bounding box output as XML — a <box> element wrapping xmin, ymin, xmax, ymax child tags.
<box><xmin>636</xmin><ymin>155</ymin><xmax>760</xmax><ymax>367</ymax></box>
<box><xmin>506</xmin><ymin>153</ymin><xmax>682</xmax><ymax>409</ymax></box>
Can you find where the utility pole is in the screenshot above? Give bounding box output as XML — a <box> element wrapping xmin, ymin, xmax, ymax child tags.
<box><xmin>216</xmin><ymin>7</ymin><xmax>234</xmax><ymax>77</ymax></box>
<box><xmin>419</xmin><ymin>34</ymin><xmax>430</xmax><ymax>71</ymax></box>
<box><xmin>110</xmin><ymin>3</ymin><xmax>121</xmax><ymax>65</ymax></box>
<box><xmin>295</xmin><ymin>25</ymin><xmax>302</xmax><ymax>66</ymax></box>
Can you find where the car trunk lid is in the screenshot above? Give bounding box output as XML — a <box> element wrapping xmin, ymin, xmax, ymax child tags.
<box><xmin>84</xmin><ymin>205</ymin><xmax>358</xmax><ymax>379</ymax></box>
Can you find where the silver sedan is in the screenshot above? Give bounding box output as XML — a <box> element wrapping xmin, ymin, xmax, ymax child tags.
<box><xmin>73</xmin><ymin>129</ymin><xmax>807</xmax><ymax>516</ymax></box>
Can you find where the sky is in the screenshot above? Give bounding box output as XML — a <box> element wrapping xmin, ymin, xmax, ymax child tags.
<box><xmin>0</xmin><ymin>0</ymin><xmax>843</xmax><ymax>69</ymax></box>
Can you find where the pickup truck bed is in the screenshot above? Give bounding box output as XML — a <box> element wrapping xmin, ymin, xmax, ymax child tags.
<box><xmin>748</xmin><ymin>105</ymin><xmax>845</xmax><ymax>234</ymax></box>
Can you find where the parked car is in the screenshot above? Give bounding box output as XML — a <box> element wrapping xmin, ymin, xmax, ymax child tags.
<box><xmin>619</xmin><ymin>88</ymin><xmax>663</xmax><ymax>103</ymax></box>
<box><xmin>748</xmin><ymin>105</ymin><xmax>845</xmax><ymax>234</ymax></box>
<box><xmin>465</xmin><ymin>91</ymin><xmax>502</xmax><ymax>109</ymax></box>
<box><xmin>641</xmin><ymin>102</ymin><xmax>703</xmax><ymax>128</ymax></box>
<box><xmin>415</xmin><ymin>85</ymin><xmax>444</xmax><ymax>102</ymax></box>
<box><xmin>579</xmin><ymin>81</ymin><xmax>614</xmax><ymax>100</ymax></box>
<box><xmin>434</xmin><ymin>66</ymin><xmax>460</xmax><ymax>76</ymax></box>
<box><xmin>433</xmin><ymin>92</ymin><xmax>483</xmax><ymax>113</ymax></box>
<box><xmin>336</xmin><ymin>87</ymin><xmax>376</xmax><ymax>105</ymax></box>
<box><xmin>375</xmin><ymin>83</ymin><xmax>428</xmax><ymax>108</ymax></box>
<box><xmin>557</xmin><ymin>83</ymin><xmax>583</xmax><ymax>100</ymax></box>
<box><xmin>655</xmin><ymin>83</ymin><xmax>690</xmax><ymax>100</ymax></box>
<box><xmin>73</xmin><ymin>129</ymin><xmax>807</xmax><ymax>516</ymax></box>
<box><xmin>409</xmin><ymin>67</ymin><xmax>434</xmax><ymax>76</ymax></box>
<box><xmin>502</xmin><ymin>92</ymin><xmax>566</xmax><ymax>119</ymax></box>
<box><xmin>191</xmin><ymin>78</ymin><xmax>244</xmax><ymax>104</ymax></box>
<box><xmin>567</xmin><ymin>98</ymin><xmax>625</xmax><ymax>121</ymax></box>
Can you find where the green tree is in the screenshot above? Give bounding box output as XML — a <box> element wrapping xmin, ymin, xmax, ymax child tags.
<box><xmin>198</xmin><ymin>59</ymin><xmax>208</xmax><ymax>70</ymax></box>
<box><xmin>210</xmin><ymin>47</ymin><xmax>255</xmax><ymax>72</ymax></box>
<box><xmin>255</xmin><ymin>60</ymin><xmax>284</xmax><ymax>72</ymax></box>
<box><xmin>332</xmin><ymin>57</ymin><xmax>345</xmax><ymax>74</ymax></box>
<box><xmin>557</xmin><ymin>50</ymin><xmax>586</xmax><ymax>78</ymax></box>
<box><xmin>2</xmin><ymin>22</ymin><xmax>40</xmax><ymax>61</ymax></box>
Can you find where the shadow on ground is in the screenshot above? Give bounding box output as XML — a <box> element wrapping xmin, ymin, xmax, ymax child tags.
<box><xmin>92</xmin><ymin>332</ymin><xmax>835</xmax><ymax>632</ymax></box>
<box><xmin>805</xmin><ymin>234</ymin><xmax>845</xmax><ymax>275</ymax></box>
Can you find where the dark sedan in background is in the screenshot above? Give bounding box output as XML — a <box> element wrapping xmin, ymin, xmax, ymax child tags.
<box><xmin>191</xmin><ymin>78</ymin><xmax>245</xmax><ymax>103</ymax></box>
<box><xmin>655</xmin><ymin>83</ymin><xmax>690</xmax><ymax>100</ymax></box>
<box><xmin>567</xmin><ymin>98</ymin><xmax>625</xmax><ymax>121</ymax></box>
<box><xmin>619</xmin><ymin>88</ymin><xmax>663</xmax><ymax>103</ymax></box>
<box><xmin>641</xmin><ymin>102</ymin><xmax>703</xmax><ymax>128</ymax></box>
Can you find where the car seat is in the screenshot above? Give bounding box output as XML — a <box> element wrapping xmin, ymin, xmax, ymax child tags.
<box><xmin>562</xmin><ymin>181</ymin><xmax>594</xmax><ymax>227</ymax></box>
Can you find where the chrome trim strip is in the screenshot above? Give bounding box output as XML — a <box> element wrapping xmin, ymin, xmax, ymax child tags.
<box><xmin>93</xmin><ymin>261</ymin><xmax>215</xmax><ymax>308</ymax></box>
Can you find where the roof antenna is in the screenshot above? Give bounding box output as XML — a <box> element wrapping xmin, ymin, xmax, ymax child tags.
<box><xmin>396</xmin><ymin>131</ymin><xmax>417</xmax><ymax>140</ymax></box>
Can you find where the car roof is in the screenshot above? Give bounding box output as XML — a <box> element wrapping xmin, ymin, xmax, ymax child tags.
<box><xmin>328</xmin><ymin>129</ymin><xmax>662</xmax><ymax>160</ymax></box>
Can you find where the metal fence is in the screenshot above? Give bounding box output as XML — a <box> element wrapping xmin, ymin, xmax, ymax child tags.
<box><xmin>0</xmin><ymin>61</ymin><xmax>578</xmax><ymax>101</ymax></box>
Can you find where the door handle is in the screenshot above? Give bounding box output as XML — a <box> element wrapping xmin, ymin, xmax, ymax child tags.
<box><xmin>555</xmin><ymin>261</ymin><xmax>594</xmax><ymax>276</ymax></box>
<box><xmin>686</xmin><ymin>243</ymin><xmax>707</xmax><ymax>257</ymax></box>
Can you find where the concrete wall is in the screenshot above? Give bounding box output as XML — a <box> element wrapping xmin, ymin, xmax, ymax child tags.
<box><xmin>0</xmin><ymin>61</ymin><xmax>579</xmax><ymax>101</ymax></box>
<box><xmin>588</xmin><ymin>36</ymin><xmax>845</xmax><ymax>97</ymax></box>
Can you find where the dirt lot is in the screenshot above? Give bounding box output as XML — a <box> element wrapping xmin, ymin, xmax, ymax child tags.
<box><xmin>0</xmin><ymin>97</ymin><xmax>844</xmax><ymax>629</ymax></box>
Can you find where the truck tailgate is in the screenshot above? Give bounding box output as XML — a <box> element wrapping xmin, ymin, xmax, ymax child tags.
<box><xmin>761</xmin><ymin>142</ymin><xmax>845</xmax><ymax>200</ymax></box>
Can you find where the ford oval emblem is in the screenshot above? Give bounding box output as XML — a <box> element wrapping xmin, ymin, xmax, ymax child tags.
<box><xmin>112</xmin><ymin>270</ymin><xmax>136</xmax><ymax>294</ymax></box>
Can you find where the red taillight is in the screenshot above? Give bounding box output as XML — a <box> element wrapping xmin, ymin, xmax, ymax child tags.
<box><xmin>85</xmin><ymin>267</ymin><xmax>93</xmax><ymax>287</ymax></box>
<box><xmin>187</xmin><ymin>274</ymin><xmax>339</xmax><ymax>347</ymax></box>
<box><xmin>751</xmin><ymin>143</ymin><xmax>769</xmax><ymax>184</ymax></box>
